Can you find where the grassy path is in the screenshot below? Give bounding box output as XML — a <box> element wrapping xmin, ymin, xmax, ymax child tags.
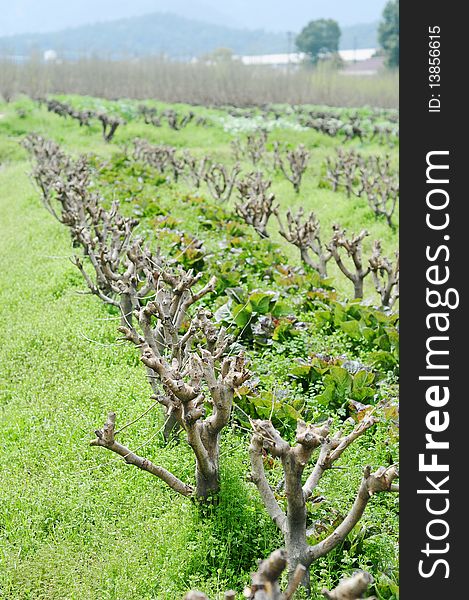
<box><xmin>0</xmin><ymin>161</ymin><xmax>266</xmax><ymax>599</ymax></box>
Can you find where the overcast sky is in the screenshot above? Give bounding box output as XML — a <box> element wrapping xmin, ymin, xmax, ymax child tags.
<box><xmin>0</xmin><ymin>0</ymin><xmax>388</xmax><ymax>37</ymax></box>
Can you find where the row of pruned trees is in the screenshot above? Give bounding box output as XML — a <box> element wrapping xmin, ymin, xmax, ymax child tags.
<box><xmin>231</xmin><ymin>132</ymin><xmax>310</xmax><ymax>193</ymax></box>
<box><xmin>236</xmin><ymin>186</ymin><xmax>398</xmax><ymax>308</ymax></box>
<box><xmin>138</xmin><ymin>104</ymin><xmax>209</xmax><ymax>129</ymax></box>
<box><xmin>130</xmin><ymin>137</ymin><xmax>399</xmax><ymax>307</ymax></box>
<box><xmin>40</xmin><ymin>98</ymin><xmax>125</xmax><ymax>141</ymax></box>
<box><xmin>134</xmin><ymin>136</ymin><xmax>309</xmax><ymax>197</ymax></box>
<box><xmin>24</xmin><ymin>134</ymin><xmax>399</xmax><ymax>595</ymax></box>
<box><xmin>34</xmin><ymin>97</ymin><xmax>398</xmax><ymax>231</ymax></box>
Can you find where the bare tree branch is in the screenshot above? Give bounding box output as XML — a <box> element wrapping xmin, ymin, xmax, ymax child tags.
<box><xmin>90</xmin><ymin>412</ymin><xmax>194</xmax><ymax>496</ymax></box>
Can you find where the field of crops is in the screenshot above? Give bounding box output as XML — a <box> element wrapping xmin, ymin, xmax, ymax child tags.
<box><xmin>0</xmin><ymin>95</ymin><xmax>399</xmax><ymax>599</ymax></box>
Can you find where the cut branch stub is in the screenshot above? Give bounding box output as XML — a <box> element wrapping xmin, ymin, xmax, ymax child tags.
<box><xmin>322</xmin><ymin>571</ymin><xmax>374</xmax><ymax>600</ymax></box>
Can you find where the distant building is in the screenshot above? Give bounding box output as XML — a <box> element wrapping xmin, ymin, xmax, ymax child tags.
<box><xmin>235</xmin><ymin>48</ymin><xmax>383</xmax><ymax>75</ymax></box>
<box><xmin>338</xmin><ymin>48</ymin><xmax>377</xmax><ymax>62</ymax></box>
<box><xmin>237</xmin><ymin>52</ymin><xmax>306</xmax><ymax>67</ymax></box>
<box><xmin>43</xmin><ymin>49</ymin><xmax>58</xmax><ymax>62</ymax></box>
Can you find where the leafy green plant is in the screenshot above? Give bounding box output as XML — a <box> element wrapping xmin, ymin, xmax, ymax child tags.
<box><xmin>291</xmin><ymin>355</ymin><xmax>376</xmax><ymax>415</ymax></box>
<box><xmin>214</xmin><ymin>288</ymin><xmax>296</xmax><ymax>347</ymax></box>
<box><xmin>307</xmin><ymin>299</ymin><xmax>399</xmax><ymax>373</ymax></box>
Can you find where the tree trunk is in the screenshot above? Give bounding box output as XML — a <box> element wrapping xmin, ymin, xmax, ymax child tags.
<box><xmin>285</xmin><ymin>527</ymin><xmax>311</xmax><ymax>593</ymax></box>
<box><xmin>353</xmin><ymin>279</ymin><xmax>364</xmax><ymax>299</ymax></box>
<box><xmin>193</xmin><ymin>428</ymin><xmax>221</xmax><ymax>501</ymax></box>
<box><xmin>318</xmin><ymin>255</ymin><xmax>328</xmax><ymax>279</ymax></box>
<box><xmin>120</xmin><ymin>292</ymin><xmax>133</xmax><ymax>329</ymax></box>
<box><xmin>195</xmin><ymin>464</ymin><xmax>220</xmax><ymax>500</ymax></box>
<box><xmin>163</xmin><ymin>412</ymin><xmax>179</xmax><ymax>442</ymax></box>
<box><xmin>300</xmin><ymin>248</ymin><xmax>315</xmax><ymax>270</ymax></box>
<box><xmin>283</xmin><ymin>455</ymin><xmax>311</xmax><ymax>592</ymax></box>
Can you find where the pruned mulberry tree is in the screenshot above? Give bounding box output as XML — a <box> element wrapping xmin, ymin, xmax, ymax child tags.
<box><xmin>369</xmin><ymin>241</ymin><xmax>399</xmax><ymax>309</ymax></box>
<box><xmin>93</xmin><ymin>265</ymin><xmax>251</xmax><ymax>500</ymax></box>
<box><xmin>204</xmin><ymin>162</ymin><xmax>241</xmax><ymax>203</ymax></box>
<box><xmin>275</xmin><ymin>207</ymin><xmax>332</xmax><ymax>277</ymax></box>
<box><xmin>23</xmin><ymin>134</ymin><xmax>155</xmax><ymax>328</ymax></box>
<box><xmin>274</xmin><ymin>143</ymin><xmax>310</xmax><ymax>193</ymax></box>
<box><xmin>236</xmin><ymin>172</ymin><xmax>278</xmax><ymax>238</ymax></box>
<box><xmin>328</xmin><ymin>226</ymin><xmax>371</xmax><ymax>299</ymax></box>
<box><xmin>249</xmin><ymin>417</ymin><xmax>399</xmax><ymax>589</ymax></box>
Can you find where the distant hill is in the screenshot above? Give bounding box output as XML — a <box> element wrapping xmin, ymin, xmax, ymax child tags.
<box><xmin>0</xmin><ymin>12</ymin><xmax>378</xmax><ymax>60</ymax></box>
<box><xmin>0</xmin><ymin>0</ymin><xmax>388</xmax><ymax>37</ymax></box>
<box><xmin>0</xmin><ymin>13</ymin><xmax>289</xmax><ymax>59</ymax></box>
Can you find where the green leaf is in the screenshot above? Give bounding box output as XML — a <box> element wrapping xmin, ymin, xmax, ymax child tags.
<box><xmin>316</xmin><ymin>385</ymin><xmax>336</xmax><ymax>406</ymax></box>
<box><xmin>376</xmin><ymin>334</ymin><xmax>391</xmax><ymax>351</ymax></box>
<box><xmin>315</xmin><ymin>310</ymin><xmax>333</xmax><ymax>327</ymax></box>
<box><xmin>271</xmin><ymin>300</ymin><xmax>292</xmax><ymax>317</ymax></box>
<box><xmin>368</xmin><ymin>350</ymin><xmax>398</xmax><ymax>372</ymax></box>
<box><xmin>232</xmin><ymin>302</ymin><xmax>253</xmax><ymax>328</ymax></box>
<box><xmin>340</xmin><ymin>320</ymin><xmax>362</xmax><ymax>340</ymax></box>
<box><xmin>353</xmin><ymin>370</ymin><xmax>375</xmax><ymax>390</ymax></box>
<box><xmin>332</xmin><ymin>304</ymin><xmax>347</xmax><ymax>326</ymax></box>
<box><xmin>385</xmin><ymin>326</ymin><xmax>399</xmax><ymax>347</ymax></box>
<box><xmin>291</xmin><ymin>364</ymin><xmax>313</xmax><ymax>379</ymax></box>
<box><xmin>328</xmin><ymin>366</ymin><xmax>352</xmax><ymax>394</ymax></box>
<box><xmin>272</xmin><ymin>321</ymin><xmax>298</xmax><ymax>342</ymax></box>
<box><xmin>361</xmin><ymin>326</ymin><xmax>376</xmax><ymax>344</ymax></box>
<box><xmin>279</xmin><ymin>403</ymin><xmax>303</xmax><ymax>421</ymax></box>
<box><xmin>214</xmin><ymin>302</ymin><xmax>232</xmax><ymax>323</ymax></box>
<box><xmin>249</xmin><ymin>291</ymin><xmax>277</xmax><ymax>314</ymax></box>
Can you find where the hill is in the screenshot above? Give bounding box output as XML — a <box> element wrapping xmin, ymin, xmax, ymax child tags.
<box><xmin>0</xmin><ymin>13</ymin><xmax>289</xmax><ymax>59</ymax></box>
<box><xmin>1</xmin><ymin>0</ymin><xmax>387</xmax><ymax>37</ymax></box>
<box><xmin>0</xmin><ymin>13</ymin><xmax>379</xmax><ymax>60</ymax></box>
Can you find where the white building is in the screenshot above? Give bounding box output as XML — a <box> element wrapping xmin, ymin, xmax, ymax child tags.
<box><xmin>236</xmin><ymin>48</ymin><xmax>377</xmax><ymax>68</ymax></box>
<box><xmin>43</xmin><ymin>49</ymin><xmax>58</xmax><ymax>62</ymax></box>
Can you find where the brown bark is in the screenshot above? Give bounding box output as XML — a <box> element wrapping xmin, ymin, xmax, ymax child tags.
<box><xmin>109</xmin><ymin>268</ymin><xmax>249</xmax><ymax>501</ymax></box>
<box><xmin>322</xmin><ymin>571</ymin><xmax>374</xmax><ymax>600</ymax></box>
<box><xmin>369</xmin><ymin>241</ymin><xmax>399</xmax><ymax>309</ymax></box>
<box><xmin>235</xmin><ymin>172</ymin><xmax>278</xmax><ymax>238</ymax></box>
<box><xmin>91</xmin><ymin>412</ymin><xmax>193</xmax><ymax>496</ymax></box>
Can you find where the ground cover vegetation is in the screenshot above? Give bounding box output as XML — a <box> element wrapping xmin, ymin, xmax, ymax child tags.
<box><xmin>0</xmin><ymin>94</ymin><xmax>399</xmax><ymax>599</ymax></box>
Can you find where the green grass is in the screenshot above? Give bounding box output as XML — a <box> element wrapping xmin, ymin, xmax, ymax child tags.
<box><xmin>0</xmin><ymin>96</ymin><xmax>399</xmax><ymax>599</ymax></box>
<box><xmin>0</xmin><ymin>161</ymin><xmax>282</xmax><ymax>598</ymax></box>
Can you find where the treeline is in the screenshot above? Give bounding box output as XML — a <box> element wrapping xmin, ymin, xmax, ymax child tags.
<box><xmin>0</xmin><ymin>56</ymin><xmax>398</xmax><ymax>108</ymax></box>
